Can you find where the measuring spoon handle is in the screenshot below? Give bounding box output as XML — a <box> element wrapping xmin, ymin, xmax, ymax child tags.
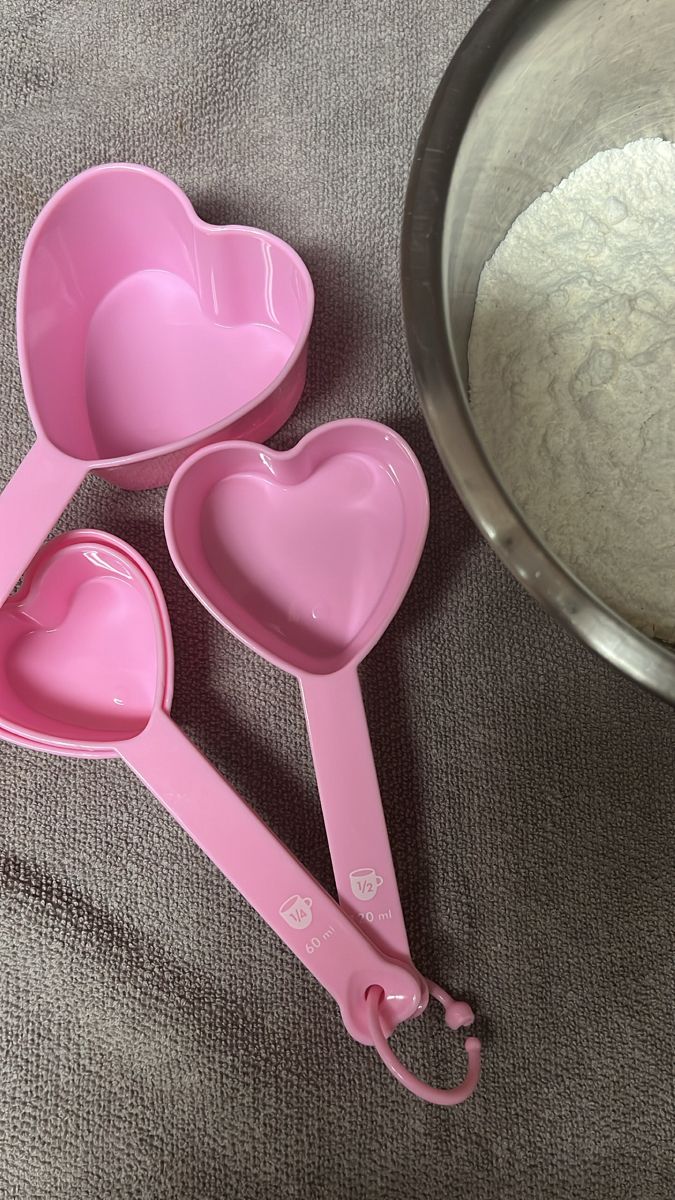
<box><xmin>300</xmin><ymin>666</ymin><xmax>411</xmax><ymax>964</ymax></box>
<box><xmin>119</xmin><ymin>707</ymin><xmax>423</xmax><ymax>1043</ymax></box>
<box><xmin>0</xmin><ymin>439</ymin><xmax>85</xmax><ymax>604</ymax></box>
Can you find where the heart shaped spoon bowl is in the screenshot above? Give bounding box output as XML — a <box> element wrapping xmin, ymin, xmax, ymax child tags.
<box><xmin>165</xmin><ymin>420</ymin><xmax>429</xmax><ymax>676</ymax></box>
<box><xmin>0</xmin><ymin>529</ymin><xmax>173</xmax><ymax>758</ymax></box>
<box><xmin>0</xmin><ymin>163</ymin><xmax>313</xmax><ymax>606</ymax></box>
<box><xmin>19</xmin><ymin>163</ymin><xmax>314</xmax><ymax>484</ymax></box>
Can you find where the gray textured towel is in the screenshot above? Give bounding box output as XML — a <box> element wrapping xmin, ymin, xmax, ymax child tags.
<box><xmin>0</xmin><ymin>2</ymin><xmax>673</xmax><ymax>1197</ymax></box>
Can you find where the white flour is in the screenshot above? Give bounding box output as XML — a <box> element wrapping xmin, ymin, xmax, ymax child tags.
<box><xmin>469</xmin><ymin>138</ymin><xmax>675</xmax><ymax>641</ymax></box>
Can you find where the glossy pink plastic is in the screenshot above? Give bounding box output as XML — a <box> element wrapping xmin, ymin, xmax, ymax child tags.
<box><xmin>165</xmin><ymin>420</ymin><xmax>429</xmax><ymax>967</ymax></box>
<box><xmin>366</xmin><ymin>986</ymin><xmax>482</xmax><ymax>1105</ymax></box>
<box><xmin>0</xmin><ymin>530</ymin><xmax>421</xmax><ymax>1043</ymax></box>
<box><xmin>0</xmin><ymin>163</ymin><xmax>313</xmax><ymax>605</ymax></box>
<box><xmin>0</xmin><ymin>529</ymin><xmax>480</xmax><ymax>1102</ymax></box>
<box><xmin>165</xmin><ymin>421</ymin><xmax>480</xmax><ymax>1103</ymax></box>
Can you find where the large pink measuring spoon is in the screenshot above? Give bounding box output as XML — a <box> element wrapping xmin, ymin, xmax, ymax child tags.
<box><xmin>165</xmin><ymin>421</ymin><xmax>461</xmax><ymax>975</ymax></box>
<box><xmin>0</xmin><ymin>163</ymin><xmax>313</xmax><ymax>605</ymax></box>
<box><xmin>0</xmin><ymin>529</ymin><xmax>479</xmax><ymax>1104</ymax></box>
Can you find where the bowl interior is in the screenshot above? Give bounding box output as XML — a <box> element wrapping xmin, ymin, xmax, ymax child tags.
<box><xmin>19</xmin><ymin>167</ymin><xmax>311</xmax><ymax>462</ymax></box>
<box><xmin>405</xmin><ymin>0</ymin><xmax>675</xmax><ymax>702</ymax></box>
<box><xmin>444</xmin><ymin>0</ymin><xmax>675</xmax><ymax>385</ymax></box>
<box><xmin>0</xmin><ymin>536</ymin><xmax>168</xmax><ymax>750</ymax></box>
<box><xmin>167</xmin><ymin>423</ymin><xmax>429</xmax><ymax>677</ymax></box>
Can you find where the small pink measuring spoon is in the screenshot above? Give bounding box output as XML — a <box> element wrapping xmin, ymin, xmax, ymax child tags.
<box><xmin>165</xmin><ymin>420</ymin><xmax>426</xmax><ymax>958</ymax></box>
<box><xmin>0</xmin><ymin>163</ymin><xmax>313</xmax><ymax>605</ymax></box>
<box><xmin>165</xmin><ymin>419</ymin><xmax>479</xmax><ymax>1085</ymax></box>
<box><xmin>0</xmin><ymin>529</ymin><xmax>479</xmax><ymax>1104</ymax></box>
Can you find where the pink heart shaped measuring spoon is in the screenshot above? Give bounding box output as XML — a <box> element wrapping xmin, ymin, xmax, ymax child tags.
<box><xmin>0</xmin><ymin>530</ymin><xmax>417</xmax><ymax>1035</ymax></box>
<box><xmin>166</xmin><ymin>419</ymin><xmax>481</xmax><ymax>1101</ymax></box>
<box><xmin>0</xmin><ymin>529</ymin><xmax>479</xmax><ymax>1104</ymax></box>
<box><xmin>0</xmin><ymin>163</ymin><xmax>313</xmax><ymax>605</ymax></box>
<box><xmin>166</xmin><ymin>419</ymin><xmax>427</xmax><ymax>958</ymax></box>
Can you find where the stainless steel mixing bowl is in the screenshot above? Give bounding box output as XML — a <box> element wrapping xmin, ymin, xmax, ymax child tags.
<box><xmin>402</xmin><ymin>0</ymin><xmax>675</xmax><ymax>704</ymax></box>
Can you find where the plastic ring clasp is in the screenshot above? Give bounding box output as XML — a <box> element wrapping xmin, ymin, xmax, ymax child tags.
<box><xmin>366</xmin><ymin>979</ymin><xmax>481</xmax><ymax>1106</ymax></box>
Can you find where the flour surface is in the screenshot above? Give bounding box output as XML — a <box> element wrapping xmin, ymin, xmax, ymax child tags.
<box><xmin>469</xmin><ymin>138</ymin><xmax>675</xmax><ymax>641</ymax></box>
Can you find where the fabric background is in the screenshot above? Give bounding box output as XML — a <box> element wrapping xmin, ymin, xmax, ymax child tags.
<box><xmin>0</xmin><ymin>2</ymin><xmax>673</xmax><ymax>1197</ymax></box>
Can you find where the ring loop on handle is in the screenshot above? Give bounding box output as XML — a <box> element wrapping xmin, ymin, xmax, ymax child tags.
<box><xmin>366</xmin><ymin>982</ymin><xmax>481</xmax><ymax>1106</ymax></box>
